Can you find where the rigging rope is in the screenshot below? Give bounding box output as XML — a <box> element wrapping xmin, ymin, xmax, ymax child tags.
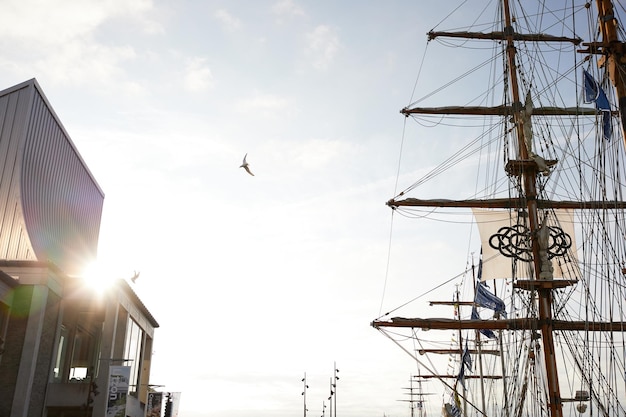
<box><xmin>377</xmin><ymin>2</ymin><xmax>626</xmax><ymax>416</ymax></box>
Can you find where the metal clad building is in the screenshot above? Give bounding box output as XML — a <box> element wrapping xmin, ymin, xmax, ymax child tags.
<box><xmin>0</xmin><ymin>80</ymin><xmax>160</xmax><ymax>417</ymax></box>
<box><xmin>0</xmin><ymin>79</ymin><xmax>104</xmax><ymax>275</ymax></box>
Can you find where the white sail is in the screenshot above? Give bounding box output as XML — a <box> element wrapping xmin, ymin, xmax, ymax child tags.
<box><xmin>472</xmin><ymin>208</ymin><xmax>578</xmax><ymax>281</ymax></box>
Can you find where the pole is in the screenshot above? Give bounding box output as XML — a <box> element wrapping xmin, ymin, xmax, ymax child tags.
<box><xmin>502</xmin><ymin>0</ymin><xmax>562</xmax><ymax>415</ymax></box>
<box><xmin>333</xmin><ymin>362</ymin><xmax>339</xmax><ymax>417</ymax></box>
<box><xmin>302</xmin><ymin>373</ymin><xmax>308</xmax><ymax>417</ymax></box>
<box><xmin>328</xmin><ymin>377</ymin><xmax>333</xmax><ymax>417</ymax></box>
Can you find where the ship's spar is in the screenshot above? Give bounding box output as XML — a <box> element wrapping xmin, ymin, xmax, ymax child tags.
<box><xmin>372</xmin><ymin>1</ymin><xmax>626</xmax><ymax>417</ymax></box>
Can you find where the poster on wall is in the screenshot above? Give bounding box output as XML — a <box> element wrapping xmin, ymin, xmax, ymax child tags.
<box><xmin>107</xmin><ymin>365</ymin><xmax>131</xmax><ymax>417</ymax></box>
<box><xmin>146</xmin><ymin>392</ymin><xmax>163</xmax><ymax>417</ymax></box>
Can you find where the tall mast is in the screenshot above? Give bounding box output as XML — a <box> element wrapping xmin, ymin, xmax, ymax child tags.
<box><xmin>502</xmin><ymin>0</ymin><xmax>565</xmax><ymax>415</ymax></box>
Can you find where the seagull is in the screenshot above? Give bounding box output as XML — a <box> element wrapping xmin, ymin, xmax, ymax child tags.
<box><xmin>240</xmin><ymin>153</ymin><xmax>254</xmax><ymax>176</ymax></box>
<box><xmin>131</xmin><ymin>270</ymin><xmax>140</xmax><ymax>283</ymax></box>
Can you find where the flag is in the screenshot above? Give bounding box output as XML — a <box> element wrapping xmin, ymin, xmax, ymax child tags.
<box><xmin>107</xmin><ymin>366</ymin><xmax>131</xmax><ymax>417</ymax></box>
<box><xmin>457</xmin><ymin>342</ymin><xmax>472</xmax><ymax>389</ymax></box>
<box><xmin>471</xmin><ymin>306</ymin><xmax>497</xmax><ymax>339</ymax></box>
<box><xmin>457</xmin><ymin>360</ymin><xmax>466</xmax><ymax>389</ymax></box>
<box><xmin>462</xmin><ymin>341</ymin><xmax>472</xmax><ymax>372</ymax></box>
<box><xmin>444</xmin><ymin>403</ymin><xmax>461</xmax><ymax>417</ymax></box>
<box><xmin>475</xmin><ymin>281</ymin><xmax>507</xmax><ymax>318</ymax></box>
<box><xmin>583</xmin><ymin>69</ymin><xmax>612</xmax><ymax>140</ymax></box>
<box><xmin>444</xmin><ymin>402</ymin><xmax>462</xmax><ymax>417</ymax></box>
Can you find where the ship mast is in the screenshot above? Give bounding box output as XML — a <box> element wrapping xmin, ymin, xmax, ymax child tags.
<box><xmin>375</xmin><ymin>2</ymin><xmax>592</xmax><ymax>417</ymax></box>
<box><xmin>499</xmin><ymin>0</ymin><xmax>565</xmax><ymax>415</ymax></box>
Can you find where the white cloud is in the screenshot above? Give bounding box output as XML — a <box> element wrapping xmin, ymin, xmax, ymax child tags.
<box><xmin>214</xmin><ymin>9</ymin><xmax>242</xmax><ymax>32</ymax></box>
<box><xmin>183</xmin><ymin>57</ymin><xmax>214</xmax><ymax>92</ymax></box>
<box><xmin>0</xmin><ymin>0</ymin><xmax>160</xmax><ymax>92</ymax></box>
<box><xmin>305</xmin><ymin>25</ymin><xmax>340</xmax><ymax>71</ymax></box>
<box><xmin>285</xmin><ymin>137</ymin><xmax>350</xmax><ymax>170</ymax></box>
<box><xmin>236</xmin><ymin>93</ymin><xmax>292</xmax><ymax>120</ymax></box>
<box><xmin>272</xmin><ymin>0</ymin><xmax>305</xmax><ymax>18</ymax></box>
<box><xmin>0</xmin><ymin>0</ymin><xmax>158</xmax><ymax>43</ymax></box>
<box><xmin>239</xmin><ymin>94</ymin><xmax>290</xmax><ymax>110</ymax></box>
<box><xmin>249</xmin><ymin>137</ymin><xmax>352</xmax><ymax>181</ymax></box>
<box><xmin>4</xmin><ymin>39</ymin><xmax>144</xmax><ymax>95</ymax></box>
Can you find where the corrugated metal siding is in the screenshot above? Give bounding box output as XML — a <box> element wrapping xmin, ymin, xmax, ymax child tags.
<box><xmin>0</xmin><ymin>83</ymin><xmax>36</xmax><ymax>263</ymax></box>
<box><xmin>21</xmin><ymin>86</ymin><xmax>104</xmax><ymax>275</ymax></box>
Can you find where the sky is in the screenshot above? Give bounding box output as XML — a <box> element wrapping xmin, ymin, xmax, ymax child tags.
<box><xmin>0</xmin><ymin>1</ymin><xmax>474</xmax><ymax>417</ymax></box>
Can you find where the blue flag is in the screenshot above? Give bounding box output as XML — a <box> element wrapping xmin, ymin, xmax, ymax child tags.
<box><xmin>445</xmin><ymin>403</ymin><xmax>462</xmax><ymax>417</ymax></box>
<box><xmin>457</xmin><ymin>361</ymin><xmax>466</xmax><ymax>389</ymax></box>
<box><xmin>475</xmin><ymin>282</ymin><xmax>507</xmax><ymax>318</ymax></box>
<box><xmin>471</xmin><ymin>306</ymin><xmax>497</xmax><ymax>339</ymax></box>
<box><xmin>462</xmin><ymin>341</ymin><xmax>472</xmax><ymax>372</ymax></box>
<box><xmin>583</xmin><ymin>69</ymin><xmax>612</xmax><ymax>140</ymax></box>
<box><xmin>457</xmin><ymin>341</ymin><xmax>472</xmax><ymax>389</ymax></box>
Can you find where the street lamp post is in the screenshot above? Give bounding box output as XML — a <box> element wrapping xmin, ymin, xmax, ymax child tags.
<box><xmin>332</xmin><ymin>362</ymin><xmax>339</xmax><ymax>417</ymax></box>
<box><xmin>328</xmin><ymin>377</ymin><xmax>333</xmax><ymax>417</ymax></box>
<box><xmin>302</xmin><ymin>373</ymin><xmax>309</xmax><ymax>417</ymax></box>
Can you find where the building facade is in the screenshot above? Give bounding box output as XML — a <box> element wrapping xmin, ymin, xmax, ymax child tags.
<box><xmin>0</xmin><ymin>79</ymin><xmax>159</xmax><ymax>417</ymax></box>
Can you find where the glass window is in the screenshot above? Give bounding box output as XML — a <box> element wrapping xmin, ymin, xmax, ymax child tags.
<box><xmin>124</xmin><ymin>318</ymin><xmax>144</xmax><ymax>394</ymax></box>
<box><xmin>52</xmin><ymin>325</ymin><xmax>68</xmax><ymax>382</ymax></box>
<box><xmin>68</xmin><ymin>313</ymin><xmax>101</xmax><ymax>382</ymax></box>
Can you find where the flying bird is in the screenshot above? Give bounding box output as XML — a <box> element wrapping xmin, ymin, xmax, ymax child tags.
<box><xmin>240</xmin><ymin>153</ymin><xmax>254</xmax><ymax>176</ymax></box>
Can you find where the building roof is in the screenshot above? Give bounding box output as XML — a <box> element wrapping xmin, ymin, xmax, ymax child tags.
<box><xmin>0</xmin><ymin>79</ymin><xmax>105</xmax><ymax>275</ymax></box>
<box><xmin>117</xmin><ymin>278</ymin><xmax>160</xmax><ymax>328</ymax></box>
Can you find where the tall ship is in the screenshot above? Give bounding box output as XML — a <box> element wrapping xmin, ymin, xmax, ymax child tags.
<box><xmin>372</xmin><ymin>2</ymin><xmax>626</xmax><ymax>417</ymax></box>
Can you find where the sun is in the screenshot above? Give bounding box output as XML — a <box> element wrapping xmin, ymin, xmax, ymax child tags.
<box><xmin>79</xmin><ymin>261</ymin><xmax>119</xmax><ymax>294</ymax></box>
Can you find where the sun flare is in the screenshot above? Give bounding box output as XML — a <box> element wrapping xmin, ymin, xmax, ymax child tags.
<box><xmin>79</xmin><ymin>262</ymin><xmax>119</xmax><ymax>294</ymax></box>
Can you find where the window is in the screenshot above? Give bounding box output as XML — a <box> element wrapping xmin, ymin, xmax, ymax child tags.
<box><xmin>124</xmin><ymin>318</ymin><xmax>144</xmax><ymax>394</ymax></box>
<box><xmin>52</xmin><ymin>325</ymin><xmax>68</xmax><ymax>382</ymax></box>
<box><xmin>64</xmin><ymin>312</ymin><xmax>101</xmax><ymax>382</ymax></box>
<box><xmin>69</xmin><ymin>325</ymin><xmax>97</xmax><ymax>380</ymax></box>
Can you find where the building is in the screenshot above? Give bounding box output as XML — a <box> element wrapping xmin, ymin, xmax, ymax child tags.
<box><xmin>0</xmin><ymin>79</ymin><xmax>159</xmax><ymax>417</ymax></box>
